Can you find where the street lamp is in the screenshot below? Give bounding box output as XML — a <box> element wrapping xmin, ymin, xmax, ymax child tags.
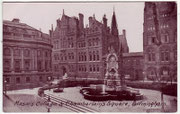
<box><xmin>47</xmin><ymin>76</ymin><xmax>52</xmax><ymax>91</ymax></box>
<box><xmin>46</xmin><ymin>96</ymin><xmax>52</xmax><ymax>112</ymax></box>
<box><xmin>4</xmin><ymin>80</ymin><xmax>7</xmax><ymax>95</ymax></box>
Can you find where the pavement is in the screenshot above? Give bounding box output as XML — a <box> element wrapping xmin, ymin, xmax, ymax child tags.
<box><xmin>3</xmin><ymin>87</ymin><xmax>177</xmax><ymax>112</ymax></box>
<box><xmin>3</xmin><ymin>88</ymin><xmax>73</xmax><ymax>112</ymax></box>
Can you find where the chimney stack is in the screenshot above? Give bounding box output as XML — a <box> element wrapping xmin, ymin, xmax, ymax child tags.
<box><xmin>79</xmin><ymin>13</ymin><xmax>84</xmax><ymax>30</ymax></box>
<box><xmin>123</xmin><ymin>29</ymin><xmax>126</xmax><ymax>38</ymax></box>
<box><xmin>88</xmin><ymin>16</ymin><xmax>93</xmax><ymax>27</ymax></box>
<box><xmin>12</xmin><ymin>18</ymin><xmax>20</xmax><ymax>23</ymax></box>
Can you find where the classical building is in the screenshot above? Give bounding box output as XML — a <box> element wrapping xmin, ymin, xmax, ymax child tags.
<box><xmin>3</xmin><ymin>18</ymin><xmax>53</xmax><ymax>90</ymax></box>
<box><xmin>51</xmin><ymin>10</ymin><xmax>129</xmax><ymax>80</ymax></box>
<box><xmin>143</xmin><ymin>2</ymin><xmax>177</xmax><ymax>81</ymax></box>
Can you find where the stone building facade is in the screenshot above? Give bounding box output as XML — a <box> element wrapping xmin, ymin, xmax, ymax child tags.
<box><xmin>143</xmin><ymin>2</ymin><xmax>177</xmax><ymax>81</ymax></box>
<box><xmin>122</xmin><ymin>52</ymin><xmax>144</xmax><ymax>80</ymax></box>
<box><xmin>51</xmin><ymin>10</ymin><xmax>129</xmax><ymax>80</ymax></box>
<box><xmin>3</xmin><ymin>18</ymin><xmax>53</xmax><ymax>90</ymax></box>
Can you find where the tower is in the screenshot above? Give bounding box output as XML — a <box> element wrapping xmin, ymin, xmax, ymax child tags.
<box><xmin>111</xmin><ymin>8</ymin><xmax>119</xmax><ymax>37</ymax></box>
<box><xmin>143</xmin><ymin>2</ymin><xmax>177</xmax><ymax>82</ymax></box>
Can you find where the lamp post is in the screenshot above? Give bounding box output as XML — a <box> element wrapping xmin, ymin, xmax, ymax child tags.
<box><xmin>46</xmin><ymin>96</ymin><xmax>52</xmax><ymax>112</ymax></box>
<box><xmin>4</xmin><ymin>80</ymin><xmax>7</xmax><ymax>95</ymax></box>
<box><xmin>48</xmin><ymin>76</ymin><xmax>52</xmax><ymax>91</ymax></box>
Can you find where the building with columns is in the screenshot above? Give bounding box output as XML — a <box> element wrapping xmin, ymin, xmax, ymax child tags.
<box><xmin>3</xmin><ymin>18</ymin><xmax>53</xmax><ymax>90</ymax></box>
<box><xmin>143</xmin><ymin>2</ymin><xmax>177</xmax><ymax>81</ymax></box>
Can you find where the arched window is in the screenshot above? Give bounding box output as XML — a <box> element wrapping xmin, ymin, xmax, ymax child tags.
<box><xmin>89</xmin><ymin>52</ymin><xmax>92</xmax><ymax>61</ymax></box>
<box><xmin>4</xmin><ymin>48</ymin><xmax>11</xmax><ymax>56</ymax></box>
<box><xmin>72</xmin><ymin>53</ymin><xmax>74</xmax><ymax>59</ymax></box>
<box><xmin>160</xmin><ymin>47</ymin><xmax>169</xmax><ymax>62</ymax></box>
<box><xmin>84</xmin><ymin>65</ymin><xmax>87</xmax><ymax>72</ymax></box>
<box><xmin>160</xmin><ymin>67</ymin><xmax>169</xmax><ymax>76</ymax></box>
<box><xmin>147</xmin><ymin>67</ymin><xmax>156</xmax><ymax>80</ymax></box>
<box><xmin>81</xmin><ymin>52</ymin><xmax>84</xmax><ymax>61</ymax></box>
<box><xmin>147</xmin><ymin>48</ymin><xmax>155</xmax><ymax>62</ymax></box>
<box><xmin>93</xmin><ymin>51</ymin><xmax>96</xmax><ymax>61</ymax></box>
<box><xmin>14</xmin><ymin>49</ymin><xmax>21</xmax><ymax>56</ymax></box>
<box><xmin>92</xmin><ymin>39</ymin><xmax>95</xmax><ymax>46</ymax></box>
<box><xmin>78</xmin><ymin>52</ymin><xmax>81</xmax><ymax>61</ymax></box>
<box><xmin>89</xmin><ymin>65</ymin><xmax>92</xmax><ymax>72</ymax></box>
<box><xmin>93</xmin><ymin>65</ymin><xmax>96</xmax><ymax>72</ymax></box>
<box><xmin>84</xmin><ymin>52</ymin><xmax>86</xmax><ymax>61</ymax></box>
<box><xmin>96</xmin><ymin>51</ymin><xmax>99</xmax><ymax>60</ymax></box>
<box><xmin>96</xmin><ymin>38</ymin><xmax>99</xmax><ymax>45</ymax></box>
<box><xmin>24</xmin><ymin>49</ymin><xmax>30</xmax><ymax>57</ymax></box>
<box><xmin>97</xmin><ymin>65</ymin><xmax>99</xmax><ymax>72</ymax></box>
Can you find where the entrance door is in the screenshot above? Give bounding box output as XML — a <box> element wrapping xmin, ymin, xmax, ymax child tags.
<box><xmin>62</xmin><ymin>66</ymin><xmax>66</xmax><ymax>76</ymax></box>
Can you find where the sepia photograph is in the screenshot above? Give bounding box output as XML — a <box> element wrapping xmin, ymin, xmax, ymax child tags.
<box><xmin>2</xmin><ymin>1</ymin><xmax>177</xmax><ymax>113</ymax></box>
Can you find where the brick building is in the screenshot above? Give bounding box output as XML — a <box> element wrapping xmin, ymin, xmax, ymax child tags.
<box><xmin>122</xmin><ymin>52</ymin><xmax>144</xmax><ymax>80</ymax></box>
<box><xmin>51</xmin><ymin>10</ymin><xmax>129</xmax><ymax>80</ymax></box>
<box><xmin>3</xmin><ymin>18</ymin><xmax>53</xmax><ymax>90</ymax></box>
<box><xmin>143</xmin><ymin>2</ymin><xmax>177</xmax><ymax>81</ymax></box>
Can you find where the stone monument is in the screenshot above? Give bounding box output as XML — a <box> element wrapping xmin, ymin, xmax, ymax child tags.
<box><xmin>104</xmin><ymin>50</ymin><xmax>126</xmax><ymax>92</ymax></box>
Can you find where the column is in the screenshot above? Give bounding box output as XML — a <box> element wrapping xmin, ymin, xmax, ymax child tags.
<box><xmin>11</xmin><ymin>47</ymin><xmax>14</xmax><ymax>73</ymax></box>
<box><xmin>21</xmin><ymin>48</ymin><xmax>24</xmax><ymax>73</ymax></box>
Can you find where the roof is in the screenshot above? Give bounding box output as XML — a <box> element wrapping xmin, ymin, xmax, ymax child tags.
<box><xmin>3</xmin><ymin>20</ymin><xmax>38</xmax><ymax>31</ymax></box>
<box><xmin>123</xmin><ymin>52</ymin><xmax>143</xmax><ymax>57</ymax></box>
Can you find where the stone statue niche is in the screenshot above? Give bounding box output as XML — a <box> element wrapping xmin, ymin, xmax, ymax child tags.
<box><xmin>104</xmin><ymin>53</ymin><xmax>123</xmax><ymax>92</ymax></box>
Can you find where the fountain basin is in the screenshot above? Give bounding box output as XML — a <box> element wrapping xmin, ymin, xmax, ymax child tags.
<box><xmin>80</xmin><ymin>85</ymin><xmax>143</xmax><ymax>101</ymax></box>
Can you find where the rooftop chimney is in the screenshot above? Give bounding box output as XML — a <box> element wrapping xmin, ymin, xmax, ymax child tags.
<box><xmin>12</xmin><ymin>18</ymin><xmax>20</xmax><ymax>23</ymax></box>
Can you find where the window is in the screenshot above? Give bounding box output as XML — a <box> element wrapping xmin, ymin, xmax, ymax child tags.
<box><xmin>164</xmin><ymin>35</ymin><xmax>169</xmax><ymax>43</ymax></box>
<box><xmin>14</xmin><ymin>49</ymin><xmax>21</xmax><ymax>56</ymax></box>
<box><xmin>4</xmin><ymin>60</ymin><xmax>11</xmax><ymax>72</ymax></box>
<box><xmin>92</xmin><ymin>39</ymin><xmax>95</xmax><ymax>46</ymax></box>
<box><xmin>4</xmin><ymin>48</ymin><xmax>11</xmax><ymax>56</ymax></box>
<box><xmin>78</xmin><ymin>53</ymin><xmax>81</xmax><ymax>61</ymax></box>
<box><xmin>24</xmin><ymin>60</ymin><xmax>30</xmax><ymax>71</ymax></box>
<box><xmin>90</xmin><ymin>65</ymin><xmax>92</xmax><ymax>72</ymax></box>
<box><xmin>96</xmin><ymin>38</ymin><xmax>99</xmax><ymax>45</ymax></box>
<box><xmin>152</xmin><ymin>37</ymin><xmax>155</xmax><ymax>43</ymax></box>
<box><xmin>93</xmin><ymin>65</ymin><xmax>96</xmax><ymax>72</ymax></box>
<box><xmin>160</xmin><ymin>67</ymin><xmax>169</xmax><ymax>76</ymax></box>
<box><xmin>14</xmin><ymin>60</ymin><xmax>21</xmax><ymax>72</ymax></box>
<box><xmin>39</xmin><ymin>76</ymin><xmax>42</xmax><ymax>81</ymax></box>
<box><xmin>84</xmin><ymin>66</ymin><xmax>86</xmax><ymax>72</ymax></box>
<box><xmin>5</xmin><ymin>78</ymin><xmax>10</xmax><ymax>84</ymax></box>
<box><xmin>71</xmin><ymin>53</ymin><xmax>74</xmax><ymax>59</ymax></box>
<box><xmin>93</xmin><ymin>51</ymin><xmax>96</xmax><ymax>61</ymax></box>
<box><xmin>26</xmin><ymin>77</ymin><xmax>30</xmax><ymax>83</ymax></box>
<box><xmin>79</xmin><ymin>65</ymin><xmax>81</xmax><ymax>71</ymax></box>
<box><xmin>45</xmin><ymin>61</ymin><xmax>48</xmax><ymax>71</ymax></box>
<box><xmin>161</xmin><ymin>49</ymin><xmax>169</xmax><ymax>62</ymax></box>
<box><xmin>96</xmin><ymin>51</ymin><xmax>99</xmax><ymax>60</ymax></box>
<box><xmin>148</xmin><ymin>49</ymin><xmax>155</xmax><ymax>62</ymax></box>
<box><xmin>84</xmin><ymin>53</ymin><xmax>87</xmax><ymax>61</ymax></box>
<box><xmin>45</xmin><ymin>51</ymin><xmax>48</xmax><ymax>57</ymax></box>
<box><xmin>89</xmin><ymin>52</ymin><xmax>92</xmax><ymax>61</ymax></box>
<box><xmin>16</xmin><ymin>77</ymin><xmax>20</xmax><ymax>83</ymax></box>
<box><xmin>37</xmin><ymin>60</ymin><xmax>42</xmax><ymax>71</ymax></box>
<box><xmin>97</xmin><ymin>65</ymin><xmax>99</xmax><ymax>72</ymax></box>
<box><xmin>38</xmin><ymin>50</ymin><xmax>42</xmax><ymax>57</ymax></box>
<box><xmin>24</xmin><ymin>49</ymin><xmax>30</xmax><ymax>57</ymax></box>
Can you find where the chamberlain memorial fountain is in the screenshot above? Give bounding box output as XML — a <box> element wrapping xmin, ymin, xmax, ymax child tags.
<box><xmin>80</xmin><ymin>49</ymin><xmax>143</xmax><ymax>101</ymax></box>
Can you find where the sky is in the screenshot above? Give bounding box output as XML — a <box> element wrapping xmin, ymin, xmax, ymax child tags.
<box><xmin>3</xmin><ymin>2</ymin><xmax>144</xmax><ymax>52</ymax></box>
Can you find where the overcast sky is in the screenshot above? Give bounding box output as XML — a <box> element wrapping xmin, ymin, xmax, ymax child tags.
<box><xmin>3</xmin><ymin>2</ymin><xmax>144</xmax><ymax>52</ymax></box>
